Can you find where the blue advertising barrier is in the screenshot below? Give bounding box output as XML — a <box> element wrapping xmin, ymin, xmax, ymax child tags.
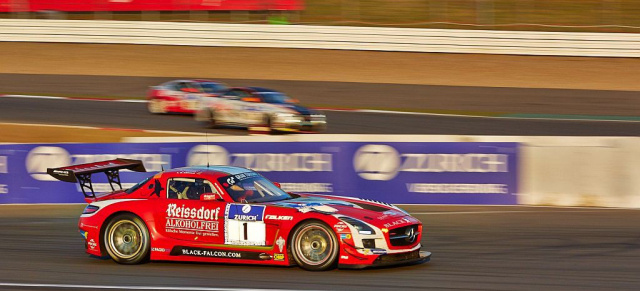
<box><xmin>0</xmin><ymin>141</ymin><xmax>518</xmax><ymax>204</ymax></box>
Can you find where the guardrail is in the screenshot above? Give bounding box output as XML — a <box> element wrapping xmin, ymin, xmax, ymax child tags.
<box><xmin>1</xmin><ymin>19</ymin><xmax>639</xmax><ymax>57</ymax></box>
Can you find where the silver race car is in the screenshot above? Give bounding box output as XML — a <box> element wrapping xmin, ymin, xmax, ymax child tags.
<box><xmin>195</xmin><ymin>87</ymin><xmax>327</xmax><ymax>133</ymax></box>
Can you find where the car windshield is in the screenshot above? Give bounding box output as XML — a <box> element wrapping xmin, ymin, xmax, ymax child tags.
<box><xmin>125</xmin><ymin>175</ymin><xmax>153</xmax><ymax>194</ymax></box>
<box><xmin>199</xmin><ymin>82</ymin><xmax>227</xmax><ymax>93</ymax></box>
<box><xmin>258</xmin><ymin>92</ymin><xmax>293</xmax><ymax>104</ymax></box>
<box><xmin>217</xmin><ymin>172</ymin><xmax>292</xmax><ymax>203</ymax></box>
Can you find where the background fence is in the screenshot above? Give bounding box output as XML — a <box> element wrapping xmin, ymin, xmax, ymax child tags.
<box><xmin>1</xmin><ymin>0</ymin><xmax>639</xmax><ymax>32</ymax></box>
<box><xmin>0</xmin><ymin>140</ymin><xmax>519</xmax><ymax>205</ymax></box>
<box><xmin>2</xmin><ymin>135</ymin><xmax>640</xmax><ymax>208</ymax></box>
<box><xmin>1</xmin><ymin>19</ymin><xmax>638</xmax><ymax>57</ymax></box>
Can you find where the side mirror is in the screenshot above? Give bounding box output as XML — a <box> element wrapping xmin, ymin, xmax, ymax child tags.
<box><xmin>273</xmin><ymin>182</ymin><xmax>281</xmax><ymax>188</ymax></box>
<box><xmin>181</xmin><ymin>88</ymin><xmax>198</xmax><ymax>93</ymax></box>
<box><xmin>241</xmin><ymin>97</ymin><xmax>261</xmax><ymax>103</ymax></box>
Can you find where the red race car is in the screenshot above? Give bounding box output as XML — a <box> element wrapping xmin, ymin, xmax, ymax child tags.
<box><xmin>48</xmin><ymin>159</ymin><xmax>430</xmax><ymax>270</ymax></box>
<box><xmin>147</xmin><ymin>79</ymin><xmax>228</xmax><ymax>114</ymax></box>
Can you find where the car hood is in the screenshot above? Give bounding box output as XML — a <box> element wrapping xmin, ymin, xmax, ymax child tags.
<box><xmin>272</xmin><ymin>103</ymin><xmax>318</xmax><ymax>116</ymax></box>
<box><xmin>268</xmin><ymin>194</ymin><xmax>417</xmax><ymax>228</ymax></box>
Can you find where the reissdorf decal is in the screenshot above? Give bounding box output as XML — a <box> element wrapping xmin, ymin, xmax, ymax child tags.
<box><xmin>166</xmin><ymin>204</ymin><xmax>221</xmax><ymax>237</ymax></box>
<box><xmin>170</xmin><ymin>246</ymin><xmax>268</xmax><ymax>260</ymax></box>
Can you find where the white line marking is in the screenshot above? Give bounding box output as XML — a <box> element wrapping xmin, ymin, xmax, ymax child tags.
<box><xmin>0</xmin><ymin>283</ymin><xmax>315</xmax><ymax>291</ymax></box>
<box><xmin>1</xmin><ymin>94</ymin><xmax>67</xmax><ymax>100</ymax></box>
<box><xmin>142</xmin><ymin>129</ymin><xmax>208</xmax><ymax>136</ymax></box>
<box><xmin>116</xmin><ymin>99</ymin><xmax>147</xmax><ymax>103</ymax></box>
<box><xmin>3</xmin><ymin>94</ymin><xmax>638</xmax><ymax>123</ymax></box>
<box><xmin>322</xmin><ymin>108</ymin><xmax>640</xmax><ymax>123</ymax></box>
<box><xmin>0</xmin><ymin>122</ymin><xmax>99</xmax><ymax>130</ymax></box>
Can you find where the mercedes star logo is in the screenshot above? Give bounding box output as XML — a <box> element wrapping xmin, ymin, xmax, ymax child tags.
<box><xmin>405</xmin><ymin>227</ymin><xmax>417</xmax><ymax>243</ymax></box>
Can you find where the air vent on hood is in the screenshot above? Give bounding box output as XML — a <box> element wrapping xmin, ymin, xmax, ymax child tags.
<box><xmin>352</xmin><ymin>202</ymin><xmax>389</xmax><ymax>212</ymax></box>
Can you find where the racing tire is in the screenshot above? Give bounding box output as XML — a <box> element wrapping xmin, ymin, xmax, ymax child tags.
<box><xmin>207</xmin><ymin>109</ymin><xmax>219</xmax><ymax>129</ymax></box>
<box><xmin>148</xmin><ymin>98</ymin><xmax>168</xmax><ymax>114</ymax></box>
<box><xmin>103</xmin><ymin>213</ymin><xmax>150</xmax><ymax>265</ymax></box>
<box><xmin>265</xmin><ymin>115</ymin><xmax>276</xmax><ymax>134</ymax></box>
<box><xmin>290</xmin><ymin>221</ymin><xmax>339</xmax><ymax>271</ymax></box>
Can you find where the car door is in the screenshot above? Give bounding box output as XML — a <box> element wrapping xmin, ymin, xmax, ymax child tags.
<box><xmin>224</xmin><ymin>203</ymin><xmax>268</xmax><ymax>246</ymax></box>
<box><xmin>215</xmin><ymin>173</ymin><xmax>269</xmax><ymax>247</ymax></box>
<box><xmin>179</xmin><ymin>81</ymin><xmax>202</xmax><ymax>112</ymax></box>
<box><xmin>219</xmin><ymin>89</ymin><xmax>248</xmax><ymax>124</ymax></box>
<box><xmin>155</xmin><ymin>176</ymin><xmax>226</xmax><ymax>244</ymax></box>
<box><xmin>235</xmin><ymin>91</ymin><xmax>268</xmax><ymax>126</ymax></box>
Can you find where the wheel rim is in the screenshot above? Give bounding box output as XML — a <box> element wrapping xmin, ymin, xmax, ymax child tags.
<box><xmin>149</xmin><ymin>99</ymin><xmax>166</xmax><ymax>113</ymax></box>
<box><xmin>295</xmin><ymin>225</ymin><xmax>334</xmax><ymax>266</ymax></box>
<box><xmin>108</xmin><ymin>220</ymin><xmax>144</xmax><ymax>259</ymax></box>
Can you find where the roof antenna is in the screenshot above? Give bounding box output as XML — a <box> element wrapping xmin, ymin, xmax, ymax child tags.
<box><xmin>206</xmin><ymin>128</ymin><xmax>210</xmax><ymax>168</ymax></box>
<box><xmin>161</xmin><ymin>164</ymin><xmax>164</xmax><ymax>172</ymax></box>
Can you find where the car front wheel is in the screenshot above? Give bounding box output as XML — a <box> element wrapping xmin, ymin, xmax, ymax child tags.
<box><xmin>208</xmin><ymin>109</ymin><xmax>219</xmax><ymax>128</ymax></box>
<box><xmin>291</xmin><ymin>221</ymin><xmax>339</xmax><ymax>271</ymax></box>
<box><xmin>103</xmin><ymin>213</ymin><xmax>150</xmax><ymax>264</ymax></box>
<box><xmin>148</xmin><ymin>98</ymin><xmax>168</xmax><ymax>114</ymax></box>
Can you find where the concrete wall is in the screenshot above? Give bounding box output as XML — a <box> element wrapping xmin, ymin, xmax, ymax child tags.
<box><xmin>519</xmin><ymin>137</ymin><xmax>640</xmax><ymax>208</ymax></box>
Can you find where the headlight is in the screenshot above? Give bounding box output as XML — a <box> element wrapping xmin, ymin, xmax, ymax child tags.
<box><xmin>275</xmin><ymin>113</ymin><xmax>296</xmax><ymax>118</ymax></box>
<box><xmin>339</xmin><ymin>217</ymin><xmax>375</xmax><ymax>235</ymax></box>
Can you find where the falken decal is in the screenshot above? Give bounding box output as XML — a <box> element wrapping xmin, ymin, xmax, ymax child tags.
<box><xmin>265</xmin><ymin>215</ymin><xmax>293</xmax><ymax>221</ymax></box>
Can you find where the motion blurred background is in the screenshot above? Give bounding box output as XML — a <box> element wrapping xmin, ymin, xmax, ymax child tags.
<box><xmin>1</xmin><ymin>0</ymin><xmax>640</xmax><ymax>32</ymax></box>
<box><xmin>0</xmin><ymin>1</ymin><xmax>639</xmax><ymax>290</ymax></box>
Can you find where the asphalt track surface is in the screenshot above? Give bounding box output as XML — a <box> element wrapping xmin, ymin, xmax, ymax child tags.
<box><xmin>0</xmin><ymin>205</ymin><xmax>639</xmax><ymax>291</ymax></box>
<box><xmin>1</xmin><ymin>95</ymin><xmax>639</xmax><ymax>136</ymax></box>
<box><xmin>1</xmin><ymin>73</ymin><xmax>639</xmax><ymax>136</ymax></box>
<box><xmin>1</xmin><ymin>73</ymin><xmax>639</xmax><ymax>117</ymax></box>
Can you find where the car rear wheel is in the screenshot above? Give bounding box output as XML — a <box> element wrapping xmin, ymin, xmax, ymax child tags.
<box><xmin>103</xmin><ymin>213</ymin><xmax>150</xmax><ymax>264</ymax></box>
<box><xmin>148</xmin><ymin>98</ymin><xmax>168</xmax><ymax>114</ymax></box>
<box><xmin>291</xmin><ymin>221</ymin><xmax>339</xmax><ymax>271</ymax></box>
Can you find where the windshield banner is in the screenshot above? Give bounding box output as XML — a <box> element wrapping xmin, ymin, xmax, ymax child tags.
<box><xmin>0</xmin><ymin>141</ymin><xmax>518</xmax><ymax>204</ymax></box>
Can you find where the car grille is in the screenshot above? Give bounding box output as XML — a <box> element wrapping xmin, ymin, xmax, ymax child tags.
<box><xmin>388</xmin><ymin>224</ymin><xmax>420</xmax><ymax>246</ymax></box>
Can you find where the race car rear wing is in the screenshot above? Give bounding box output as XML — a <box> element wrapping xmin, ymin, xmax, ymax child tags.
<box><xmin>47</xmin><ymin>159</ymin><xmax>147</xmax><ymax>198</ymax></box>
